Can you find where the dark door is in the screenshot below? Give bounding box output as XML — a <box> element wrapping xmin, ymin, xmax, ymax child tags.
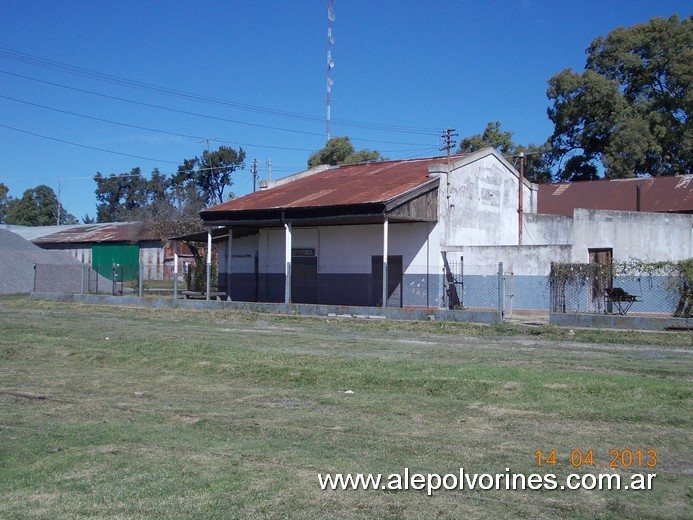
<box><xmin>589</xmin><ymin>248</ymin><xmax>613</xmax><ymax>312</ymax></box>
<box><xmin>291</xmin><ymin>256</ymin><xmax>318</xmax><ymax>304</ymax></box>
<box><xmin>371</xmin><ymin>255</ymin><xmax>403</xmax><ymax>307</ymax></box>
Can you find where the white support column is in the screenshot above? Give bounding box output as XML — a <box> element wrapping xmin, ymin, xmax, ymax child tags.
<box><xmin>226</xmin><ymin>229</ymin><xmax>233</xmax><ymax>300</ymax></box>
<box><xmin>284</xmin><ymin>222</ymin><xmax>292</xmax><ymax>304</ymax></box>
<box><xmin>206</xmin><ymin>227</ymin><xmax>212</xmax><ymax>301</ymax></box>
<box><xmin>382</xmin><ymin>218</ymin><xmax>389</xmax><ymax>307</ymax></box>
<box><xmin>173</xmin><ymin>240</ymin><xmax>179</xmax><ymax>299</ymax></box>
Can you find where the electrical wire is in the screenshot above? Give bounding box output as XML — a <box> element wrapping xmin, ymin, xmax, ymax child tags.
<box><xmin>0</xmin><ymin>94</ymin><xmax>325</xmax><ymax>153</ymax></box>
<box><xmin>0</xmin><ymin>70</ymin><xmax>438</xmax><ymax>149</ymax></box>
<box><xmin>0</xmin><ymin>47</ymin><xmax>442</xmax><ymax>136</ymax></box>
<box><xmin>0</xmin><ymin>70</ymin><xmax>324</xmax><ymax>138</ymax></box>
<box><xmin>0</xmin><ymin>95</ymin><xmax>435</xmax><ymax>157</ymax></box>
<box><xmin>0</xmin><ymin>123</ymin><xmax>181</xmax><ymax>164</ymax></box>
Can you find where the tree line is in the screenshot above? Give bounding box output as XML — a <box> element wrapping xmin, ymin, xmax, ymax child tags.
<box><xmin>1</xmin><ymin>15</ymin><xmax>689</xmax><ymax>228</ymax></box>
<box><xmin>312</xmin><ymin>15</ymin><xmax>691</xmax><ymax>183</ymax></box>
<box><xmin>0</xmin><ymin>184</ymin><xmax>78</xmax><ymax>226</ymax></box>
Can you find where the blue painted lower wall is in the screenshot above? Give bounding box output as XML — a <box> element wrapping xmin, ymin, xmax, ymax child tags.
<box><xmin>215</xmin><ymin>272</ymin><xmax>682</xmax><ymax>316</ymax></box>
<box><xmin>509</xmin><ymin>275</ymin><xmax>551</xmax><ymax>311</ymax></box>
<box><xmin>220</xmin><ymin>272</ymin><xmax>450</xmax><ymax>309</ymax></box>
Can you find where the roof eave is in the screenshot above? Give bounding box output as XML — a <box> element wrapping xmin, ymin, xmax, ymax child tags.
<box><xmin>383</xmin><ymin>177</ymin><xmax>439</xmax><ymax>213</ymax></box>
<box><xmin>201</xmin><ymin>202</ymin><xmax>387</xmax><ymax>227</ymax></box>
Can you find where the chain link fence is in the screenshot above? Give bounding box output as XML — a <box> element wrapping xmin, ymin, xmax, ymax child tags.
<box><xmin>549</xmin><ymin>262</ymin><xmax>691</xmax><ymax>317</ymax></box>
<box><xmin>33</xmin><ymin>261</ymin><xmax>507</xmax><ymax>312</ymax></box>
<box><xmin>443</xmin><ymin>262</ymin><xmax>502</xmax><ymax>311</ymax></box>
<box><xmin>31</xmin><ymin>259</ymin><xmax>693</xmax><ymax>320</ymax></box>
<box><xmin>33</xmin><ymin>262</ymin><xmax>191</xmax><ymax>297</ymax></box>
<box><xmin>238</xmin><ymin>262</ymin><xmax>505</xmax><ymax>310</ymax></box>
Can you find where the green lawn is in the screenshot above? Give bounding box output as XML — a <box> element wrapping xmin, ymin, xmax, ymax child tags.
<box><xmin>0</xmin><ymin>295</ymin><xmax>691</xmax><ymax>519</ymax></box>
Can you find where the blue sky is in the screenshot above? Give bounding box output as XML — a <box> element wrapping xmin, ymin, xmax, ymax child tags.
<box><xmin>0</xmin><ymin>1</ymin><xmax>690</xmax><ymax>221</ymax></box>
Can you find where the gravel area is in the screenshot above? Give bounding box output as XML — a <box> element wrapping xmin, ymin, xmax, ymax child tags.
<box><xmin>0</xmin><ymin>228</ymin><xmax>86</xmax><ymax>294</ymax></box>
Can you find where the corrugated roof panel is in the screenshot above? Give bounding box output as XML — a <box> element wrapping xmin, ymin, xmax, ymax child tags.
<box><xmin>538</xmin><ymin>176</ymin><xmax>693</xmax><ymax>216</ymax></box>
<box><xmin>203</xmin><ymin>156</ymin><xmax>461</xmax><ymax>214</ymax></box>
<box><xmin>32</xmin><ymin>222</ymin><xmax>160</xmax><ymax>244</ymax></box>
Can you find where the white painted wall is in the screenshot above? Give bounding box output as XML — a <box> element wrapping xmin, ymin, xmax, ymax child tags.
<box><xmin>450</xmin><ymin>245</ymin><xmax>572</xmax><ymax>275</ymax></box>
<box><xmin>225</xmin><ymin>222</ymin><xmax>437</xmax><ymax>276</ymax></box>
<box><xmin>218</xmin><ymin>234</ymin><xmax>259</xmax><ymax>274</ymax></box>
<box><xmin>571</xmin><ymin>209</ymin><xmax>693</xmax><ymax>263</ymax></box>
<box><xmin>523</xmin><ymin>214</ymin><xmax>573</xmax><ymax>245</ymax></box>
<box><xmin>317</xmin><ymin>222</ymin><xmax>435</xmax><ymax>274</ymax></box>
<box><xmin>436</xmin><ymin>150</ymin><xmax>537</xmax><ymax>248</ymax></box>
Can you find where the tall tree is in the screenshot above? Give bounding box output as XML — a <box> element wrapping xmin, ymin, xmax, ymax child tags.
<box><xmin>173</xmin><ymin>146</ymin><xmax>246</xmax><ymax>207</ymax></box>
<box><xmin>307</xmin><ymin>137</ymin><xmax>385</xmax><ymax>167</ymax></box>
<box><xmin>457</xmin><ymin>122</ymin><xmax>553</xmax><ymax>183</ymax></box>
<box><xmin>135</xmin><ymin>182</ymin><xmax>206</xmax><ymax>256</ymax></box>
<box><xmin>94</xmin><ymin>168</ymin><xmax>151</xmax><ymax>222</ymax></box>
<box><xmin>5</xmin><ymin>185</ymin><xmax>77</xmax><ymax>226</ymax></box>
<box><xmin>547</xmin><ymin>15</ymin><xmax>692</xmax><ymax>180</ymax></box>
<box><xmin>201</xmin><ymin>146</ymin><xmax>245</xmax><ymax>205</ymax></box>
<box><xmin>458</xmin><ymin>121</ymin><xmax>516</xmax><ymax>155</ymax></box>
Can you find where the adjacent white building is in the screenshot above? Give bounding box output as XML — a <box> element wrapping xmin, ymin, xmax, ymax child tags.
<box><xmin>197</xmin><ymin>148</ymin><xmax>693</xmax><ymax>312</ymax></box>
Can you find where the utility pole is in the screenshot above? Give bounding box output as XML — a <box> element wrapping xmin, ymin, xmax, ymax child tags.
<box><xmin>517</xmin><ymin>152</ymin><xmax>525</xmax><ymax>245</ymax></box>
<box><xmin>56</xmin><ymin>175</ymin><xmax>63</xmax><ymax>225</ymax></box>
<box><xmin>440</xmin><ymin>128</ymin><xmax>457</xmax><ymax>205</ymax></box>
<box><xmin>251</xmin><ymin>159</ymin><xmax>258</xmax><ymax>192</ymax></box>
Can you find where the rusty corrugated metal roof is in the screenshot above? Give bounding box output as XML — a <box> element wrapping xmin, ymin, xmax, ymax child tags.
<box><xmin>32</xmin><ymin>222</ymin><xmax>160</xmax><ymax>244</ymax></box>
<box><xmin>538</xmin><ymin>176</ymin><xmax>693</xmax><ymax>216</ymax></box>
<box><xmin>202</xmin><ymin>156</ymin><xmax>460</xmax><ymax>215</ymax></box>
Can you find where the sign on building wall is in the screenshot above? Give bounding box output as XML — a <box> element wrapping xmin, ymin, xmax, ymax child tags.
<box><xmin>292</xmin><ymin>248</ymin><xmax>315</xmax><ymax>257</ymax></box>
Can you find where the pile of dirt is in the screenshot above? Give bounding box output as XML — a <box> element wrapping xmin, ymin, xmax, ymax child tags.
<box><xmin>0</xmin><ymin>228</ymin><xmax>85</xmax><ymax>294</ymax></box>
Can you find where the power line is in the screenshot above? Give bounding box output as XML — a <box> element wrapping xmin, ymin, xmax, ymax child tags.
<box><xmin>0</xmin><ymin>70</ymin><xmax>324</xmax><ymax>138</ymax></box>
<box><xmin>0</xmin><ymin>47</ymin><xmax>441</xmax><ymax>136</ymax></box>
<box><xmin>0</xmin><ymin>123</ymin><xmax>181</xmax><ymax>164</ymax></box>
<box><xmin>0</xmin><ymin>71</ymin><xmax>437</xmax><ymax>148</ymax></box>
<box><xmin>0</xmin><ymin>96</ymin><xmax>432</xmax><ymax>156</ymax></box>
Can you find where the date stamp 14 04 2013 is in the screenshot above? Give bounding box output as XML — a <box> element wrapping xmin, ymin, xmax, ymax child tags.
<box><xmin>535</xmin><ymin>449</ymin><xmax>657</xmax><ymax>469</ymax></box>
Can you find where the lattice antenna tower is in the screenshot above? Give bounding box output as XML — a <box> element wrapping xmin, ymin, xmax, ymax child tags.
<box><xmin>326</xmin><ymin>0</ymin><xmax>335</xmax><ymax>141</ymax></box>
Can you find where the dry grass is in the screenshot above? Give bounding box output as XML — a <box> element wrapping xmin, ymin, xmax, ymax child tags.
<box><xmin>0</xmin><ymin>295</ymin><xmax>691</xmax><ymax>519</ymax></box>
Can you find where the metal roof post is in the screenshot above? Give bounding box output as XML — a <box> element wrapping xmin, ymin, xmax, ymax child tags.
<box><xmin>382</xmin><ymin>218</ymin><xmax>389</xmax><ymax>308</ymax></box>
<box><xmin>226</xmin><ymin>229</ymin><xmax>233</xmax><ymax>301</ymax></box>
<box><xmin>206</xmin><ymin>227</ymin><xmax>212</xmax><ymax>301</ymax></box>
<box><xmin>173</xmin><ymin>240</ymin><xmax>179</xmax><ymax>300</ymax></box>
<box><xmin>284</xmin><ymin>221</ymin><xmax>292</xmax><ymax>304</ymax></box>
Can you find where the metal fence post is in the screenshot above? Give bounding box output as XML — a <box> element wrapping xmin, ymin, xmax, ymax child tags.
<box><xmin>32</xmin><ymin>263</ymin><xmax>37</xmax><ymax>292</ymax></box>
<box><xmin>505</xmin><ymin>271</ymin><xmax>514</xmax><ymax>319</ymax></box>
<box><xmin>138</xmin><ymin>263</ymin><xmax>144</xmax><ymax>298</ymax></box>
<box><xmin>173</xmin><ymin>240</ymin><xmax>179</xmax><ymax>300</ymax></box>
<box><xmin>81</xmin><ymin>263</ymin><xmax>85</xmax><ymax>295</ymax></box>
<box><xmin>498</xmin><ymin>262</ymin><xmax>504</xmax><ymax>322</ymax></box>
<box><xmin>206</xmin><ymin>227</ymin><xmax>212</xmax><ymax>301</ymax></box>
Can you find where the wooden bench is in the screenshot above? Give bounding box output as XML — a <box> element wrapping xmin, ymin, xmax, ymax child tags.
<box><xmin>181</xmin><ymin>291</ymin><xmax>228</xmax><ymax>301</ymax></box>
<box><xmin>605</xmin><ymin>287</ymin><xmax>641</xmax><ymax>315</ymax></box>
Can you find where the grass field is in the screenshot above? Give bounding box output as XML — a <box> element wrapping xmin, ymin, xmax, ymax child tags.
<box><xmin>0</xmin><ymin>295</ymin><xmax>691</xmax><ymax>519</ymax></box>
